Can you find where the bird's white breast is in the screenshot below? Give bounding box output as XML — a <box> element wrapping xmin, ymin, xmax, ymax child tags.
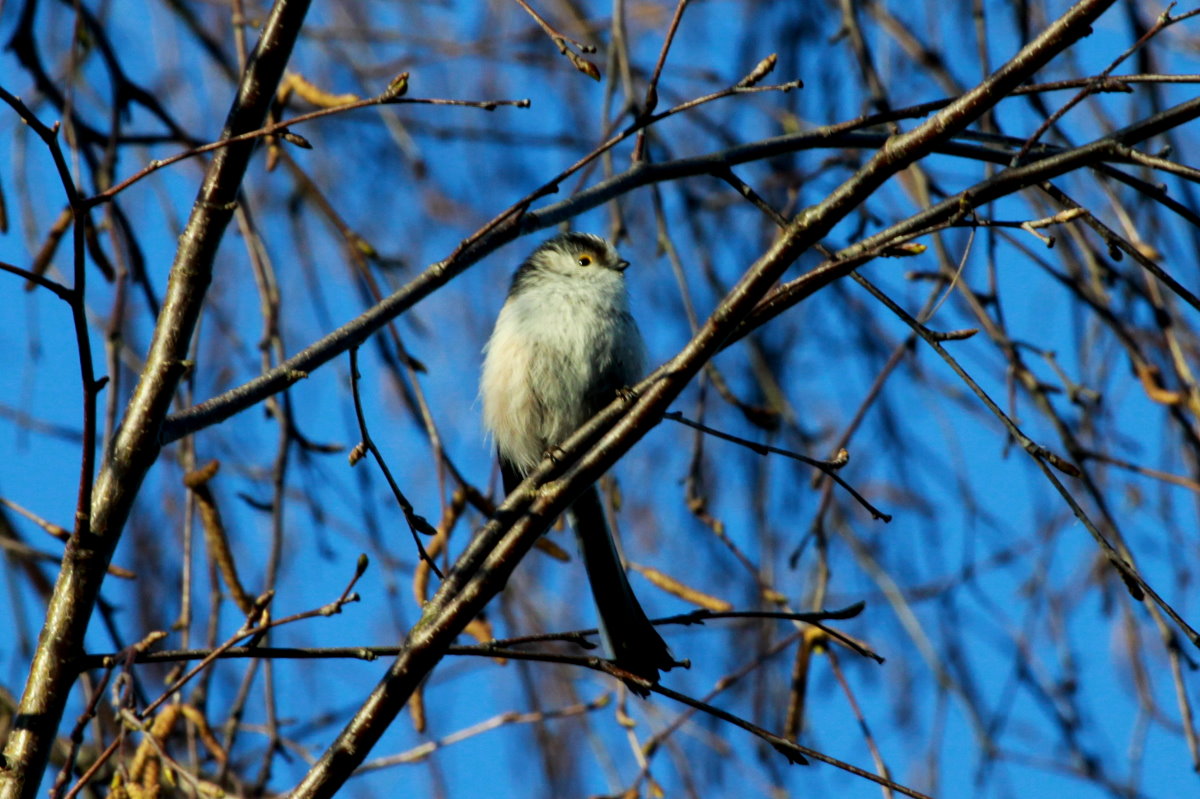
<box><xmin>481</xmin><ymin>269</ymin><xmax>643</xmax><ymax>474</ymax></box>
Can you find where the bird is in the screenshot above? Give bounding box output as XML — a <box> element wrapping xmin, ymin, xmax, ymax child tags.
<box><xmin>480</xmin><ymin>231</ymin><xmax>678</xmax><ymax>694</ymax></box>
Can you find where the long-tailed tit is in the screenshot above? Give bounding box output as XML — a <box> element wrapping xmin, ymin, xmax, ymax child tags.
<box><xmin>481</xmin><ymin>232</ymin><xmax>677</xmax><ymax>693</ymax></box>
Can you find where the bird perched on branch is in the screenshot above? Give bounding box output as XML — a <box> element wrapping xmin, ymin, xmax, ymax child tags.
<box><xmin>481</xmin><ymin>231</ymin><xmax>678</xmax><ymax>694</ymax></box>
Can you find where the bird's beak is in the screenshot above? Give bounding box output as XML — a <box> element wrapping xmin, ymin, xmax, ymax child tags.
<box><xmin>616</xmin><ymin>259</ymin><xmax>631</xmax><ymax>272</ymax></box>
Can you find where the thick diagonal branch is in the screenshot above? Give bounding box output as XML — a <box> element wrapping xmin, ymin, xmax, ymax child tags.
<box><xmin>288</xmin><ymin>3</ymin><xmax>1117</xmax><ymax>797</ymax></box>
<box><xmin>0</xmin><ymin>2</ymin><xmax>312</xmax><ymax>797</ymax></box>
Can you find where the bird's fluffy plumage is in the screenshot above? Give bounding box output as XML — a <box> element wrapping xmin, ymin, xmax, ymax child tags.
<box><xmin>480</xmin><ymin>232</ymin><xmax>677</xmax><ymax>692</ymax></box>
<box><xmin>482</xmin><ymin>233</ymin><xmax>645</xmax><ymax>474</ymax></box>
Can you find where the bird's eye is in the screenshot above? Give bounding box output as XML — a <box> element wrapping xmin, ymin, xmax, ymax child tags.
<box><xmin>577</xmin><ymin>255</ymin><xmax>593</xmax><ymax>267</ymax></box>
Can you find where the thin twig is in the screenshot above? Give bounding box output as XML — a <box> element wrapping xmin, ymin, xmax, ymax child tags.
<box><xmin>663</xmin><ymin>411</ymin><xmax>892</xmax><ymax>521</ymax></box>
<box><xmin>347</xmin><ymin>347</ymin><xmax>443</xmax><ymax>579</ymax></box>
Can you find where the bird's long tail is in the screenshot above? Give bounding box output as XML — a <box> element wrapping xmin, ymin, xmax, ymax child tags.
<box><xmin>568</xmin><ymin>483</ymin><xmax>678</xmax><ymax>695</ymax></box>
